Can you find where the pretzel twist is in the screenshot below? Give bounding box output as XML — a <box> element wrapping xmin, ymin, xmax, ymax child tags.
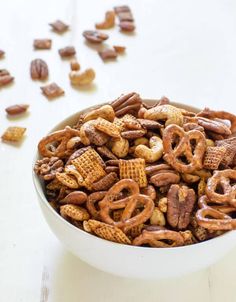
<box><xmin>99</xmin><ymin>179</ymin><xmax>154</xmax><ymax>233</ymax></box>
<box><xmin>163</xmin><ymin>124</ymin><xmax>206</xmax><ymax>173</ymax></box>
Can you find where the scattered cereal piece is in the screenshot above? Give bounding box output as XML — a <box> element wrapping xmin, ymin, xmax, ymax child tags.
<box><xmin>41</xmin><ymin>82</ymin><xmax>64</xmax><ymax>99</ymax></box>
<box><xmin>1</xmin><ymin>126</ymin><xmax>26</xmax><ymax>142</ymax></box>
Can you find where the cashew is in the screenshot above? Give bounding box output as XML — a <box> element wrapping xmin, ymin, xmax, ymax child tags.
<box><xmin>95</xmin><ymin>11</ymin><xmax>115</xmax><ymax>29</ymax></box>
<box><xmin>158</xmin><ymin>197</ymin><xmax>167</xmax><ymax>213</ymax></box>
<box><xmin>144</xmin><ymin>104</ymin><xmax>183</xmax><ymax>126</ymax></box>
<box><xmin>206</xmin><ymin>139</ymin><xmax>215</xmax><ymax>147</ymax></box>
<box><xmin>150</xmin><ymin>207</ymin><xmax>166</xmax><ymax>226</ymax></box>
<box><xmin>134</xmin><ymin>137</ymin><xmax>149</xmax><ymax>146</ymax></box>
<box><xmin>134</xmin><ymin>136</ymin><xmax>163</xmax><ymax>163</ymax></box>
<box><xmin>111</xmin><ymin>137</ymin><xmax>129</xmax><ymax>158</ymax></box>
<box><xmin>83</xmin><ymin>105</ymin><xmax>115</xmax><ymax>123</ymax></box>
<box><xmin>69</xmin><ymin>68</ymin><xmax>95</xmax><ymax>86</ymax></box>
<box><xmin>181</xmin><ymin>173</ymin><xmax>200</xmax><ymax>183</ymax></box>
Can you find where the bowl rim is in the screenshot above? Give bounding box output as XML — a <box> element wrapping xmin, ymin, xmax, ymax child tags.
<box><xmin>32</xmin><ymin>99</ymin><xmax>236</xmax><ymax>251</ymax></box>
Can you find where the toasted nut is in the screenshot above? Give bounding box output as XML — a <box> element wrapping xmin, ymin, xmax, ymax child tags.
<box><xmin>92</xmin><ymin>172</ymin><xmax>118</xmax><ymax>191</ymax></box>
<box><xmin>60</xmin><ymin>204</ymin><xmax>90</xmax><ymax>221</ymax></box>
<box><xmin>69</xmin><ymin>68</ymin><xmax>95</xmax><ymax>85</ymax></box>
<box><xmin>0</xmin><ymin>50</ymin><xmax>5</xmax><ymax>58</ymax></box>
<box><xmin>141</xmin><ymin>185</ymin><xmax>157</xmax><ymax>200</ymax></box>
<box><xmin>96</xmin><ymin>11</ymin><xmax>115</xmax><ymax>29</ymax></box>
<box><xmin>98</xmin><ymin>49</ymin><xmax>117</xmax><ymax>61</ymax></box>
<box><xmin>134</xmin><ymin>136</ymin><xmax>163</xmax><ymax>163</ymax></box>
<box><xmin>113</xmin><ymin>46</ymin><xmax>126</xmax><ymax>54</ymax></box>
<box><xmin>70</xmin><ymin>59</ymin><xmax>80</xmax><ymax>71</ymax></box>
<box><xmin>60</xmin><ymin>191</ymin><xmax>87</xmax><ymax>205</ymax></box>
<box><xmin>198</xmin><ymin>178</ymin><xmax>207</xmax><ymax>197</ymax></box>
<box><xmin>33</xmin><ymin>39</ymin><xmax>52</xmax><ymax>49</ymax></box>
<box><xmin>49</xmin><ymin>20</ymin><xmax>69</xmax><ymax>33</ymax></box>
<box><xmin>5</xmin><ymin>104</ymin><xmax>29</xmax><ymax>115</ymax></box>
<box><xmin>121</xmin><ymin>129</ymin><xmax>146</xmax><ymax>139</ymax></box>
<box><xmin>206</xmin><ymin>139</ymin><xmax>215</xmax><ymax>147</ymax></box>
<box><xmin>111</xmin><ymin>137</ymin><xmax>129</xmax><ymax>158</ymax></box>
<box><xmin>181</xmin><ymin>173</ymin><xmax>200</xmax><ymax>183</ymax></box>
<box><xmin>41</xmin><ymin>83</ymin><xmax>64</xmax><ymax>99</ymax></box>
<box><xmin>1</xmin><ymin>126</ymin><xmax>26</xmax><ymax>142</ymax></box>
<box><xmin>83</xmin><ymin>30</ymin><xmax>109</xmax><ymax>43</ymax></box>
<box><xmin>79</xmin><ymin>120</ymin><xmax>109</xmax><ymax>146</ymax></box>
<box><xmin>30</xmin><ymin>59</ymin><xmax>48</xmax><ymax>80</ymax></box>
<box><xmin>134</xmin><ymin>137</ymin><xmax>149</xmax><ymax>146</ymax></box>
<box><xmin>150</xmin><ymin>207</ymin><xmax>166</xmax><ymax>226</ymax></box>
<box><xmin>59</xmin><ymin>46</ymin><xmax>76</xmax><ymax>58</ymax></box>
<box><xmin>83</xmin><ymin>105</ymin><xmax>115</xmax><ymax>123</ymax></box>
<box><xmin>119</xmin><ymin>21</ymin><xmax>135</xmax><ymax>32</ymax></box>
<box><xmin>158</xmin><ymin>197</ymin><xmax>167</xmax><ymax>213</ymax></box>
<box><xmin>144</xmin><ymin>104</ymin><xmax>183</xmax><ymax>127</ymax></box>
<box><xmin>97</xmin><ymin>146</ymin><xmax>117</xmax><ymax>160</ymax></box>
<box><xmin>0</xmin><ymin>69</ymin><xmax>14</xmax><ymax>86</ymax></box>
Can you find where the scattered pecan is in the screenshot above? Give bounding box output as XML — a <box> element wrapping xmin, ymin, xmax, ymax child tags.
<box><xmin>0</xmin><ymin>69</ymin><xmax>14</xmax><ymax>87</ymax></box>
<box><xmin>0</xmin><ymin>50</ymin><xmax>5</xmax><ymax>58</ymax></box>
<box><xmin>58</xmin><ymin>46</ymin><xmax>76</xmax><ymax>58</ymax></box>
<box><xmin>30</xmin><ymin>59</ymin><xmax>48</xmax><ymax>80</ymax></box>
<box><xmin>33</xmin><ymin>39</ymin><xmax>52</xmax><ymax>50</ymax></box>
<box><xmin>167</xmin><ymin>184</ymin><xmax>196</xmax><ymax>229</ymax></box>
<box><xmin>119</xmin><ymin>21</ymin><xmax>135</xmax><ymax>32</ymax></box>
<box><xmin>121</xmin><ymin>129</ymin><xmax>146</xmax><ymax>139</ymax></box>
<box><xmin>49</xmin><ymin>20</ymin><xmax>69</xmax><ymax>33</ymax></box>
<box><xmin>150</xmin><ymin>170</ymin><xmax>180</xmax><ymax>187</ymax></box>
<box><xmin>83</xmin><ymin>30</ymin><xmax>109</xmax><ymax>43</ymax></box>
<box><xmin>98</xmin><ymin>49</ymin><xmax>117</xmax><ymax>61</ymax></box>
<box><xmin>34</xmin><ymin>157</ymin><xmax>64</xmax><ymax>180</ymax></box>
<box><xmin>5</xmin><ymin>104</ymin><xmax>29</xmax><ymax>115</ymax></box>
<box><xmin>41</xmin><ymin>83</ymin><xmax>64</xmax><ymax>99</ymax></box>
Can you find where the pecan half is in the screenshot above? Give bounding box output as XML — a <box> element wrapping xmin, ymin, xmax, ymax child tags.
<box><xmin>98</xmin><ymin>49</ymin><xmax>117</xmax><ymax>61</ymax></box>
<box><xmin>34</xmin><ymin>157</ymin><xmax>64</xmax><ymax>180</ymax></box>
<box><xmin>119</xmin><ymin>21</ymin><xmax>135</xmax><ymax>32</ymax></box>
<box><xmin>33</xmin><ymin>39</ymin><xmax>52</xmax><ymax>49</ymax></box>
<box><xmin>167</xmin><ymin>184</ymin><xmax>196</xmax><ymax>230</ymax></box>
<box><xmin>58</xmin><ymin>46</ymin><xmax>76</xmax><ymax>58</ymax></box>
<box><xmin>0</xmin><ymin>69</ymin><xmax>14</xmax><ymax>86</ymax></box>
<box><xmin>30</xmin><ymin>59</ymin><xmax>48</xmax><ymax>80</ymax></box>
<box><xmin>49</xmin><ymin>20</ymin><xmax>69</xmax><ymax>33</ymax></box>
<box><xmin>5</xmin><ymin>104</ymin><xmax>29</xmax><ymax>115</ymax></box>
<box><xmin>83</xmin><ymin>30</ymin><xmax>109</xmax><ymax>43</ymax></box>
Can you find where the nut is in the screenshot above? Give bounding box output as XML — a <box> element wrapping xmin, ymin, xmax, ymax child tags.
<box><xmin>158</xmin><ymin>197</ymin><xmax>167</xmax><ymax>213</ymax></box>
<box><xmin>70</xmin><ymin>59</ymin><xmax>80</xmax><ymax>71</ymax></box>
<box><xmin>5</xmin><ymin>104</ymin><xmax>29</xmax><ymax>115</ymax></box>
<box><xmin>111</xmin><ymin>137</ymin><xmax>129</xmax><ymax>158</ymax></box>
<box><xmin>119</xmin><ymin>21</ymin><xmax>135</xmax><ymax>32</ymax></box>
<box><xmin>113</xmin><ymin>46</ymin><xmax>126</xmax><ymax>54</ymax></box>
<box><xmin>96</xmin><ymin>11</ymin><xmax>115</xmax><ymax>29</ymax></box>
<box><xmin>83</xmin><ymin>30</ymin><xmax>109</xmax><ymax>43</ymax></box>
<box><xmin>33</xmin><ymin>39</ymin><xmax>52</xmax><ymax>49</ymax></box>
<box><xmin>59</xmin><ymin>46</ymin><xmax>76</xmax><ymax>58</ymax></box>
<box><xmin>34</xmin><ymin>156</ymin><xmax>64</xmax><ymax>180</ymax></box>
<box><xmin>134</xmin><ymin>136</ymin><xmax>163</xmax><ymax>163</ymax></box>
<box><xmin>150</xmin><ymin>207</ymin><xmax>166</xmax><ymax>226</ymax></box>
<box><xmin>98</xmin><ymin>49</ymin><xmax>117</xmax><ymax>61</ymax></box>
<box><xmin>167</xmin><ymin>184</ymin><xmax>196</xmax><ymax>229</ymax></box>
<box><xmin>49</xmin><ymin>20</ymin><xmax>69</xmax><ymax>33</ymax></box>
<box><xmin>69</xmin><ymin>68</ymin><xmax>95</xmax><ymax>86</ymax></box>
<box><xmin>30</xmin><ymin>59</ymin><xmax>48</xmax><ymax>80</ymax></box>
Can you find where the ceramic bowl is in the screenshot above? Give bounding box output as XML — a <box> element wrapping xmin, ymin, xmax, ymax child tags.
<box><xmin>33</xmin><ymin>100</ymin><xmax>236</xmax><ymax>279</ymax></box>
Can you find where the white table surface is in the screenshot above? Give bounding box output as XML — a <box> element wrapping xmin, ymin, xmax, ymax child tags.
<box><xmin>1</xmin><ymin>0</ymin><xmax>236</xmax><ymax>301</ymax></box>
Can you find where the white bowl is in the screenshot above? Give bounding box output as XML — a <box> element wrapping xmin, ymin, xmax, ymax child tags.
<box><xmin>33</xmin><ymin>100</ymin><xmax>236</xmax><ymax>279</ymax></box>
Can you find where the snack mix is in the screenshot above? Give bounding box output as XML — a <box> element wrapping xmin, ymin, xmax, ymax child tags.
<box><xmin>34</xmin><ymin>93</ymin><xmax>236</xmax><ymax>248</ymax></box>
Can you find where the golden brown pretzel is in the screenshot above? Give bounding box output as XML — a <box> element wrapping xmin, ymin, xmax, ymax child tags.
<box><xmin>86</xmin><ymin>191</ymin><xmax>107</xmax><ymax>219</ymax></box>
<box><xmin>163</xmin><ymin>124</ymin><xmax>206</xmax><ymax>173</ymax></box>
<box><xmin>196</xmin><ymin>195</ymin><xmax>236</xmax><ymax>230</ymax></box>
<box><xmin>38</xmin><ymin>126</ymin><xmax>80</xmax><ymax>157</ymax></box>
<box><xmin>99</xmin><ymin>179</ymin><xmax>154</xmax><ymax>233</ymax></box>
<box><xmin>133</xmin><ymin>229</ymin><xmax>185</xmax><ymax>247</ymax></box>
<box><xmin>206</xmin><ymin>169</ymin><xmax>236</xmax><ymax>206</ymax></box>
